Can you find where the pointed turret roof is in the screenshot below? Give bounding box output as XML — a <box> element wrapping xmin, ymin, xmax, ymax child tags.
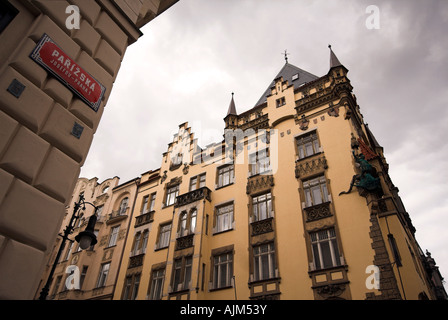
<box><xmin>254</xmin><ymin>62</ymin><xmax>319</xmax><ymax>107</ymax></box>
<box><xmin>329</xmin><ymin>45</ymin><xmax>342</xmax><ymax>69</ymax></box>
<box><xmin>226</xmin><ymin>92</ymin><xmax>237</xmax><ymax>116</ymax></box>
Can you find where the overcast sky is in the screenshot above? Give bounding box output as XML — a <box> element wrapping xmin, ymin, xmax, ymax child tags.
<box><xmin>80</xmin><ymin>0</ymin><xmax>448</xmax><ymax>290</ymax></box>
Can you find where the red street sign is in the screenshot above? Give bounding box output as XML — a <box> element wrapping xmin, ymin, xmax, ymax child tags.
<box><xmin>30</xmin><ymin>34</ymin><xmax>106</xmax><ymax>112</ymax></box>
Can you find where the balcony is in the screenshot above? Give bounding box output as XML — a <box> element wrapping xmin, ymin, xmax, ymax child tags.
<box><xmin>175</xmin><ymin>186</ymin><xmax>211</xmax><ymax>208</ymax></box>
<box><xmin>251</xmin><ymin>217</ymin><xmax>274</xmax><ymax>236</ymax></box>
<box><xmin>135</xmin><ymin>210</ymin><xmax>154</xmax><ymax>228</ymax></box>
<box><xmin>106</xmin><ymin>207</ymin><xmax>128</xmax><ymax>225</ymax></box>
<box><xmin>128</xmin><ymin>253</ymin><xmax>145</xmax><ymax>269</ymax></box>
<box><xmin>304</xmin><ymin>201</ymin><xmax>332</xmax><ymax>222</ymax></box>
<box><xmin>175</xmin><ymin>233</ymin><xmax>194</xmax><ymax>251</ymax></box>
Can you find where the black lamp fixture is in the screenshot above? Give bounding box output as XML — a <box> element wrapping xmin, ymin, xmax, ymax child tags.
<box><xmin>38</xmin><ymin>193</ymin><xmax>98</xmax><ymax>300</ymax></box>
<box><xmin>75</xmin><ymin>214</ymin><xmax>98</xmax><ymax>250</ymax></box>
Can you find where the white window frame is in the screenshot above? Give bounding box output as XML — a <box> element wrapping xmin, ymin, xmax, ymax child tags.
<box><xmin>96</xmin><ymin>262</ymin><xmax>110</xmax><ymax>288</ymax></box>
<box><xmin>213</xmin><ymin>252</ymin><xmax>233</xmax><ymax>289</ymax></box>
<box><xmin>253</xmin><ymin>242</ymin><xmax>276</xmax><ymax>281</ymax></box>
<box><xmin>108</xmin><ymin>226</ymin><xmax>120</xmax><ymax>247</ymax></box>
<box><xmin>252</xmin><ymin>192</ymin><xmax>273</xmax><ymax>222</ymax></box>
<box><xmin>215</xmin><ymin>203</ymin><xmax>234</xmax><ymax>233</ymax></box>
<box><xmin>310</xmin><ymin>228</ymin><xmax>341</xmax><ymax>270</ymax></box>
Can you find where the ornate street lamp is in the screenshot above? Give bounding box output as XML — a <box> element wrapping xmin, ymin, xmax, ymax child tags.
<box><xmin>38</xmin><ymin>193</ymin><xmax>98</xmax><ymax>300</ymax></box>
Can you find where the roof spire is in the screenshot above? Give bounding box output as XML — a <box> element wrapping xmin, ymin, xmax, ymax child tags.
<box><xmin>282</xmin><ymin>49</ymin><xmax>290</xmax><ymax>63</ymax></box>
<box><xmin>226</xmin><ymin>92</ymin><xmax>237</xmax><ymax>116</ymax></box>
<box><xmin>328</xmin><ymin>44</ymin><xmax>342</xmax><ymax>69</ymax></box>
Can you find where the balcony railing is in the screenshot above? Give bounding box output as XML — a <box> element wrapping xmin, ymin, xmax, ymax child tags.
<box><xmin>304</xmin><ymin>201</ymin><xmax>332</xmax><ymax>222</ymax></box>
<box><xmin>106</xmin><ymin>207</ymin><xmax>128</xmax><ymax>224</ymax></box>
<box><xmin>251</xmin><ymin>217</ymin><xmax>274</xmax><ymax>236</ymax></box>
<box><xmin>175</xmin><ymin>234</ymin><xmax>194</xmax><ymax>251</ymax></box>
<box><xmin>175</xmin><ymin>186</ymin><xmax>211</xmax><ymax>208</ymax></box>
<box><xmin>135</xmin><ymin>210</ymin><xmax>154</xmax><ymax>228</ymax></box>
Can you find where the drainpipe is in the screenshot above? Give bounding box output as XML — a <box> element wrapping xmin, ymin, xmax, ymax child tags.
<box><xmin>112</xmin><ymin>178</ymin><xmax>140</xmax><ymax>299</ymax></box>
<box><xmin>195</xmin><ymin>195</ymin><xmax>207</xmax><ymax>294</ymax></box>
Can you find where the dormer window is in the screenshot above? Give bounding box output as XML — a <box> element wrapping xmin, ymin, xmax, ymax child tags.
<box><xmin>276</xmin><ymin>97</ymin><xmax>286</xmax><ymax>108</ymax></box>
<box><xmin>292</xmin><ymin>73</ymin><xmax>299</xmax><ymax>81</ymax></box>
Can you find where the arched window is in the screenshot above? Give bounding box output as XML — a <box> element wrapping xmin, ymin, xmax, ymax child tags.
<box><xmin>177</xmin><ymin>209</ymin><xmax>197</xmax><ymax>237</ymax></box>
<box><xmin>179</xmin><ymin>211</ymin><xmax>188</xmax><ymax>237</ymax></box>
<box><xmin>119</xmin><ymin>197</ymin><xmax>129</xmax><ymax>214</ymax></box>
<box><xmin>190</xmin><ymin>209</ymin><xmax>197</xmax><ymax>234</ymax></box>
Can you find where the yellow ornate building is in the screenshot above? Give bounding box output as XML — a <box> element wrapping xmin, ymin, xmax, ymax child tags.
<box><xmin>39</xmin><ymin>47</ymin><xmax>447</xmax><ymax>300</ymax></box>
<box><xmin>111</xmin><ymin>47</ymin><xmax>446</xmax><ymax>300</ymax></box>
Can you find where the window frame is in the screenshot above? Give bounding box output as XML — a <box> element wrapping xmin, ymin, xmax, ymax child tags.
<box><xmin>253</xmin><ymin>242</ymin><xmax>277</xmax><ymax>282</ymax></box>
<box><xmin>302</xmin><ymin>175</ymin><xmax>329</xmax><ymax>208</ymax></box>
<box><xmin>310</xmin><ymin>228</ymin><xmax>342</xmax><ymax>270</ymax></box>
<box><xmin>251</xmin><ymin>192</ymin><xmax>273</xmax><ymax>222</ymax></box>
<box><xmin>165</xmin><ymin>184</ymin><xmax>179</xmax><ymax>207</ymax></box>
<box><xmin>216</xmin><ymin>164</ymin><xmax>234</xmax><ymax>188</ymax></box>
<box><xmin>249</xmin><ymin>148</ymin><xmax>271</xmax><ymax>176</ymax></box>
<box><xmin>177</xmin><ymin>208</ymin><xmax>197</xmax><ymax>238</ymax></box>
<box><xmin>189</xmin><ymin>173</ymin><xmax>206</xmax><ymax>191</ymax></box>
<box><xmin>122</xmin><ymin>273</ymin><xmax>141</xmax><ymax>300</ymax></box>
<box><xmin>295</xmin><ymin>130</ymin><xmax>321</xmax><ymax>160</ymax></box>
<box><xmin>214</xmin><ymin>202</ymin><xmax>234</xmax><ymax>234</ymax></box>
<box><xmin>171</xmin><ymin>256</ymin><xmax>193</xmax><ymax>292</ymax></box>
<box><xmin>149</xmin><ymin>268</ymin><xmax>165</xmax><ymax>300</ymax></box>
<box><xmin>157</xmin><ymin>222</ymin><xmax>172</xmax><ymax>250</ymax></box>
<box><xmin>108</xmin><ymin>226</ymin><xmax>120</xmax><ymax>247</ymax></box>
<box><xmin>96</xmin><ymin>262</ymin><xmax>110</xmax><ymax>288</ymax></box>
<box><xmin>212</xmin><ymin>252</ymin><xmax>234</xmax><ymax>290</ymax></box>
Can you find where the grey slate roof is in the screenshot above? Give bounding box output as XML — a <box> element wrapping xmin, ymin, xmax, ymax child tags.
<box><xmin>254</xmin><ymin>62</ymin><xmax>319</xmax><ymax>107</ymax></box>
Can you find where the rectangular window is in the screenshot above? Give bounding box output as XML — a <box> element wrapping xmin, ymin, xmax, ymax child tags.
<box><xmin>80</xmin><ymin>266</ymin><xmax>88</xmax><ymax>289</ymax></box>
<box><xmin>388</xmin><ymin>234</ymin><xmax>402</xmax><ymax>267</ymax></box>
<box><xmin>189</xmin><ymin>173</ymin><xmax>206</xmax><ymax>191</ymax></box>
<box><xmin>64</xmin><ymin>241</ymin><xmax>74</xmax><ymax>261</ymax></box>
<box><xmin>141</xmin><ymin>195</ymin><xmax>149</xmax><ymax>214</ymax></box>
<box><xmin>149</xmin><ymin>193</ymin><xmax>156</xmax><ymax>211</ymax></box>
<box><xmin>217</xmin><ymin>165</ymin><xmax>234</xmax><ymax>188</ymax></box>
<box><xmin>276</xmin><ymin>97</ymin><xmax>286</xmax><ymax>108</ymax></box>
<box><xmin>249</xmin><ymin>148</ymin><xmax>270</xmax><ymax>176</ymax></box>
<box><xmin>189</xmin><ymin>176</ymin><xmax>198</xmax><ymax>191</ymax></box>
<box><xmin>253</xmin><ymin>243</ymin><xmax>276</xmax><ymax>281</ymax></box>
<box><xmin>122</xmin><ymin>274</ymin><xmax>141</xmax><ymax>300</ymax></box>
<box><xmin>131</xmin><ymin>230</ymin><xmax>149</xmax><ymax>256</ymax></box>
<box><xmin>172</xmin><ymin>256</ymin><xmax>192</xmax><ymax>292</ymax></box>
<box><xmin>108</xmin><ymin>226</ymin><xmax>120</xmax><ymax>247</ymax></box>
<box><xmin>96</xmin><ymin>263</ymin><xmax>110</xmax><ymax>288</ymax></box>
<box><xmin>213</xmin><ymin>252</ymin><xmax>233</xmax><ymax>289</ymax></box>
<box><xmin>131</xmin><ymin>274</ymin><xmax>140</xmax><ymax>300</ymax></box>
<box><xmin>122</xmin><ymin>276</ymin><xmax>132</xmax><ymax>300</ymax></box>
<box><xmin>165</xmin><ymin>184</ymin><xmax>179</xmax><ymax>206</ymax></box>
<box><xmin>96</xmin><ymin>205</ymin><xmax>104</xmax><ymax>219</ymax></box>
<box><xmin>303</xmin><ymin>176</ymin><xmax>329</xmax><ymax>207</ymax></box>
<box><xmin>296</xmin><ymin>131</ymin><xmax>320</xmax><ymax>159</ymax></box>
<box><xmin>157</xmin><ymin>223</ymin><xmax>171</xmax><ymax>249</ymax></box>
<box><xmin>149</xmin><ymin>268</ymin><xmax>165</xmax><ymax>300</ymax></box>
<box><xmin>310</xmin><ymin>228</ymin><xmax>341</xmax><ymax>270</ymax></box>
<box><xmin>215</xmin><ymin>203</ymin><xmax>234</xmax><ymax>233</ymax></box>
<box><xmin>252</xmin><ymin>192</ymin><xmax>272</xmax><ymax>222</ymax></box>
